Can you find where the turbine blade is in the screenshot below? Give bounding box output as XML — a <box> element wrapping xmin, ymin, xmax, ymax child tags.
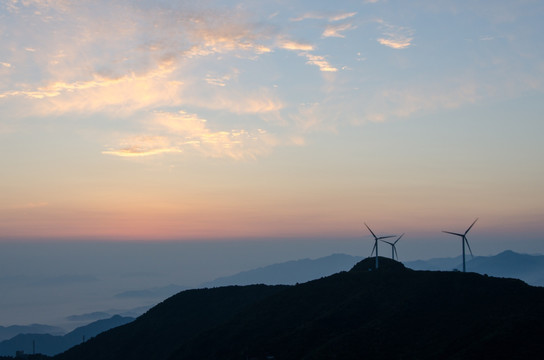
<box><xmin>394</xmin><ymin>233</ymin><xmax>404</xmax><ymax>244</ymax></box>
<box><xmin>377</xmin><ymin>235</ymin><xmax>396</xmax><ymax>240</ymax></box>
<box><xmin>443</xmin><ymin>231</ymin><xmax>464</xmax><ymax>237</ymax></box>
<box><xmin>394</xmin><ymin>246</ymin><xmax>398</xmax><ymax>260</ymax></box>
<box><xmin>365</xmin><ymin>223</ymin><xmax>378</xmax><ymax>240</ymax></box>
<box><xmin>464</xmin><ymin>218</ymin><xmax>479</xmax><ymax>235</ymax></box>
<box><xmin>381</xmin><ymin>240</ymin><xmax>393</xmax><ymax>245</ymax></box>
<box><xmin>371</xmin><ymin>242</ymin><xmax>376</xmax><ymax>256</ymax></box>
<box><xmin>465</xmin><ymin>237</ymin><xmax>474</xmax><ymax>258</ymax></box>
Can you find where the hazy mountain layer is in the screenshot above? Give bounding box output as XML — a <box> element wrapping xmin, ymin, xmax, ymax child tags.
<box><xmin>200</xmin><ymin>250</ymin><xmax>544</xmax><ymax>287</ymax></box>
<box><xmin>0</xmin><ymin>316</ymin><xmax>133</xmax><ymax>357</ymax></box>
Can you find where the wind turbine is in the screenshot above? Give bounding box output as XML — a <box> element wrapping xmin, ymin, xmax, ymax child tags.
<box><xmin>365</xmin><ymin>223</ymin><xmax>396</xmax><ymax>269</ymax></box>
<box><xmin>381</xmin><ymin>233</ymin><xmax>404</xmax><ymax>261</ymax></box>
<box><xmin>442</xmin><ymin>218</ymin><xmax>478</xmax><ymax>273</ymax></box>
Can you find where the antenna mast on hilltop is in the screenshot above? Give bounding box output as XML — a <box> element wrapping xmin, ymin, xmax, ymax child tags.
<box><xmin>443</xmin><ymin>218</ymin><xmax>478</xmax><ymax>272</ymax></box>
<box><xmin>365</xmin><ymin>223</ymin><xmax>396</xmax><ymax>269</ymax></box>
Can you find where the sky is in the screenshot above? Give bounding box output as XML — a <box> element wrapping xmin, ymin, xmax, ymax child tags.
<box><xmin>1</xmin><ymin>0</ymin><xmax>544</xmax><ymax>247</ymax></box>
<box><xmin>0</xmin><ymin>0</ymin><xmax>544</xmax><ymax>327</ymax></box>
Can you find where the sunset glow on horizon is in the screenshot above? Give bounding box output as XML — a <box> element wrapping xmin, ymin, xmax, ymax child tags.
<box><xmin>1</xmin><ymin>1</ymin><xmax>543</xmax><ymax>251</ymax></box>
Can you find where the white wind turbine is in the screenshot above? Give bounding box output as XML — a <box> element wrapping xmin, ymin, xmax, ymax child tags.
<box><xmin>365</xmin><ymin>223</ymin><xmax>396</xmax><ymax>269</ymax></box>
<box><xmin>381</xmin><ymin>233</ymin><xmax>404</xmax><ymax>261</ymax></box>
<box><xmin>442</xmin><ymin>218</ymin><xmax>478</xmax><ymax>273</ymax></box>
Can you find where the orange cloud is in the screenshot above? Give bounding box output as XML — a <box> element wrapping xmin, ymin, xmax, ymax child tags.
<box><xmin>322</xmin><ymin>23</ymin><xmax>356</xmax><ymax>38</ymax></box>
<box><xmin>278</xmin><ymin>40</ymin><xmax>315</xmax><ymax>51</ymax></box>
<box><xmin>105</xmin><ymin>111</ymin><xmax>278</xmax><ymax>160</ymax></box>
<box><xmin>304</xmin><ymin>54</ymin><xmax>338</xmax><ymax>72</ymax></box>
<box><xmin>0</xmin><ymin>59</ymin><xmax>181</xmax><ymax>115</ymax></box>
<box><xmin>377</xmin><ymin>37</ymin><xmax>412</xmax><ymax>49</ymax></box>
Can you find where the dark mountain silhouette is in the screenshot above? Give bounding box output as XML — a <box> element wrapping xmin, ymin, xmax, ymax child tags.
<box><xmin>54</xmin><ymin>257</ymin><xmax>544</xmax><ymax>360</ymax></box>
<box><xmin>0</xmin><ymin>316</ymin><xmax>133</xmax><ymax>357</ymax></box>
<box><xmin>55</xmin><ymin>285</ymin><xmax>287</xmax><ymax>360</ymax></box>
<box><xmin>201</xmin><ymin>253</ymin><xmax>361</xmax><ymax>287</ymax></box>
<box><xmin>0</xmin><ymin>325</ymin><xmax>64</xmax><ymax>342</ymax></box>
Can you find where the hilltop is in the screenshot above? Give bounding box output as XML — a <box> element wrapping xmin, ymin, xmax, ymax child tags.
<box><xmin>54</xmin><ymin>257</ymin><xmax>544</xmax><ymax>360</ymax></box>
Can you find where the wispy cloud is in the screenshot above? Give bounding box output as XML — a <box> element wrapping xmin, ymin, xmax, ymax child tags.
<box><xmin>330</xmin><ymin>12</ymin><xmax>357</xmax><ymax>22</ymax></box>
<box><xmin>277</xmin><ymin>39</ymin><xmax>338</xmax><ymax>72</ymax></box>
<box><xmin>278</xmin><ymin>39</ymin><xmax>315</xmax><ymax>51</ymax></box>
<box><xmin>105</xmin><ymin>111</ymin><xmax>278</xmax><ymax>160</ymax></box>
<box><xmin>322</xmin><ymin>23</ymin><xmax>357</xmax><ymax>38</ymax></box>
<box><xmin>0</xmin><ymin>59</ymin><xmax>181</xmax><ymax>116</ymax></box>
<box><xmin>205</xmin><ymin>69</ymin><xmax>239</xmax><ymax>87</ymax></box>
<box><xmin>102</xmin><ymin>136</ymin><xmax>181</xmax><ymax>158</ymax></box>
<box><xmin>291</xmin><ymin>12</ymin><xmax>357</xmax><ymax>22</ymax></box>
<box><xmin>304</xmin><ymin>54</ymin><xmax>337</xmax><ymax>72</ymax></box>
<box><xmin>376</xmin><ymin>20</ymin><xmax>414</xmax><ymax>49</ymax></box>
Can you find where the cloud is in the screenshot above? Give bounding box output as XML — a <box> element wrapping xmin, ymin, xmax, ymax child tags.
<box><xmin>377</xmin><ymin>37</ymin><xmax>412</xmax><ymax>49</ymax></box>
<box><xmin>205</xmin><ymin>69</ymin><xmax>239</xmax><ymax>87</ymax></box>
<box><xmin>376</xmin><ymin>21</ymin><xmax>414</xmax><ymax>49</ymax></box>
<box><xmin>0</xmin><ymin>0</ymin><xmax>344</xmax><ymax>122</ymax></box>
<box><xmin>329</xmin><ymin>12</ymin><xmax>357</xmax><ymax>22</ymax></box>
<box><xmin>102</xmin><ymin>136</ymin><xmax>181</xmax><ymax>158</ymax></box>
<box><xmin>0</xmin><ymin>59</ymin><xmax>182</xmax><ymax>116</ymax></box>
<box><xmin>277</xmin><ymin>40</ymin><xmax>337</xmax><ymax>73</ymax></box>
<box><xmin>291</xmin><ymin>12</ymin><xmax>357</xmax><ymax>22</ymax></box>
<box><xmin>105</xmin><ymin>111</ymin><xmax>278</xmax><ymax>160</ymax></box>
<box><xmin>304</xmin><ymin>54</ymin><xmax>338</xmax><ymax>72</ymax></box>
<box><xmin>322</xmin><ymin>23</ymin><xmax>357</xmax><ymax>38</ymax></box>
<box><xmin>278</xmin><ymin>39</ymin><xmax>315</xmax><ymax>51</ymax></box>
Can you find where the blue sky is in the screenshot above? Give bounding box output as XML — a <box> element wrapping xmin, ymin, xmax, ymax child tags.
<box><xmin>0</xmin><ymin>0</ymin><xmax>543</xmax><ymax>245</ymax></box>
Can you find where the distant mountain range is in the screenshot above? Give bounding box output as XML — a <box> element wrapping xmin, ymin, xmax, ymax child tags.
<box><xmin>200</xmin><ymin>250</ymin><xmax>544</xmax><ymax>288</ymax></box>
<box><xmin>406</xmin><ymin>250</ymin><xmax>544</xmax><ymax>286</ymax></box>
<box><xmin>0</xmin><ymin>325</ymin><xmax>64</xmax><ymax>343</ymax></box>
<box><xmin>0</xmin><ymin>315</ymin><xmax>134</xmax><ymax>357</ymax></box>
<box><xmin>114</xmin><ymin>284</ymin><xmax>189</xmax><ymax>299</ymax></box>
<box><xmin>201</xmin><ymin>253</ymin><xmax>361</xmax><ymax>287</ymax></box>
<box><xmin>54</xmin><ymin>257</ymin><xmax>544</xmax><ymax>360</ymax></box>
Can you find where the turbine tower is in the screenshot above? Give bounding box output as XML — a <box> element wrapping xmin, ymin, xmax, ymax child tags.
<box><xmin>365</xmin><ymin>223</ymin><xmax>395</xmax><ymax>269</ymax></box>
<box><xmin>381</xmin><ymin>233</ymin><xmax>404</xmax><ymax>260</ymax></box>
<box><xmin>442</xmin><ymin>218</ymin><xmax>478</xmax><ymax>272</ymax></box>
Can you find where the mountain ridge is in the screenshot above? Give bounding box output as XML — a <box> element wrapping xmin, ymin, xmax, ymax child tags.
<box><xmin>54</xmin><ymin>257</ymin><xmax>544</xmax><ymax>360</ymax></box>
